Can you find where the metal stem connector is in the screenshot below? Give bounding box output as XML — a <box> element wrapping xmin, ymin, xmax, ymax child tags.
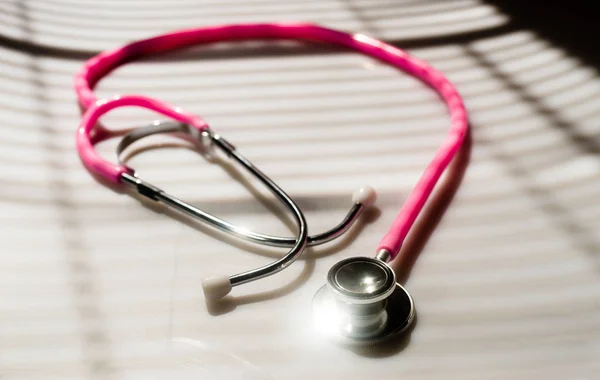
<box><xmin>375</xmin><ymin>249</ymin><xmax>392</xmax><ymax>263</ymax></box>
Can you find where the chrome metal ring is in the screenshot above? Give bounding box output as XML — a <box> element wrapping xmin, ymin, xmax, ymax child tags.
<box><xmin>326</xmin><ymin>257</ymin><xmax>396</xmax><ymax>305</ymax></box>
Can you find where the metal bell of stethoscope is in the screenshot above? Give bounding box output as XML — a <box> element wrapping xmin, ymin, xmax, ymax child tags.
<box><xmin>312</xmin><ymin>252</ymin><xmax>415</xmax><ymax>346</ymax></box>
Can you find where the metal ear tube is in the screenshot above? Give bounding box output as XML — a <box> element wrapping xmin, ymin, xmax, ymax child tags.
<box><xmin>115</xmin><ymin>120</ymin><xmax>376</xmax><ymax>301</ymax></box>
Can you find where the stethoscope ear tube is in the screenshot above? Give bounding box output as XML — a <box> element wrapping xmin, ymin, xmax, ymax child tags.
<box><xmin>77</xmin><ymin>95</ymin><xmax>305</xmax><ymax>299</ymax></box>
<box><xmin>78</xmin><ymin>96</ymin><xmax>376</xmax><ymax>301</ymax></box>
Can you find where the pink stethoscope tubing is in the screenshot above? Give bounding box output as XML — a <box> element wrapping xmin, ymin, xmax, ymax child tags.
<box><xmin>74</xmin><ymin>22</ymin><xmax>468</xmax><ymax>263</ymax></box>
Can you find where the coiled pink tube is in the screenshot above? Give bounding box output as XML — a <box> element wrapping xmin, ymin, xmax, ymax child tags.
<box><xmin>74</xmin><ymin>23</ymin><xmax>469</xmax><ymax>261</ymax></box>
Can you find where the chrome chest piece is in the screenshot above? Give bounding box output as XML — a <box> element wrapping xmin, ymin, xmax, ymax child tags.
<box><xmin>312</xmin><ymin>250</ymin><xmax>415</xmax><ymax>346</ymax></box>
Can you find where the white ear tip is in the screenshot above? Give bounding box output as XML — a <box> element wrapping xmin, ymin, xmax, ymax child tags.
<box><xmin>202</xmin><ymin>275</ymin><xmax>232</xmax><ymax>301</ymax></box>
<box><xmin>352</xmin><ymin>186</ymin><xmax>377</xmax><ymax>208</ymax></box>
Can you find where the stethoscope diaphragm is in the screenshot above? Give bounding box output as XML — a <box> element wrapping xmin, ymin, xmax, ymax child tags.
<box><xmin>312</xmin><ymin>256</ymin><xmax>415</xmax><ymax>346</ymax></box>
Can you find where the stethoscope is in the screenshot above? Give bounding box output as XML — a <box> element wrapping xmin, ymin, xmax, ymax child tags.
<box><xmin>74</xmin><ymin>23</ymin><xmax>468</xmax><ymax>346</ymax></box>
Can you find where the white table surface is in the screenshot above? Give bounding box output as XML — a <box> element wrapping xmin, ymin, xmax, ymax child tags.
<box><xmin>1</xmin><ymin>1</ymin><xmax>599</xmax><ymax>379</ymax></box>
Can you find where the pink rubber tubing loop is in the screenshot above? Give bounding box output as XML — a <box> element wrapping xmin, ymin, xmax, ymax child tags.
<box><xmin>74</xmin><ymin>23</ymin><xmax>469</xmax><ymax>260</ymax></box>
<box><xmin>76</xmin><ymin>95</ymin><xmax>208</xmax><ymax>182</ymax></box>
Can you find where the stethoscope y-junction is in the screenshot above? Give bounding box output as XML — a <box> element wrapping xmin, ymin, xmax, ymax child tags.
<box><xmin>74</xmin><ymin>23</ymin><xmax>468</xmax><ymax>346</ymax></box>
